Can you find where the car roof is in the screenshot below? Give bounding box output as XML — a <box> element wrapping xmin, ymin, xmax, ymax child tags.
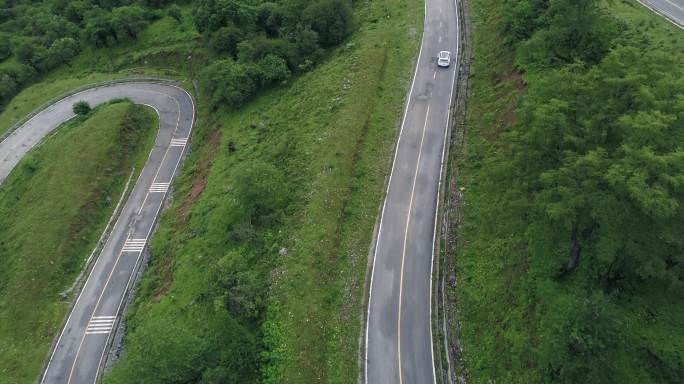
<box><xmin>439</xmin><ymin>50</ymin><xmax>450</xmax><ymax>57</ymax></box>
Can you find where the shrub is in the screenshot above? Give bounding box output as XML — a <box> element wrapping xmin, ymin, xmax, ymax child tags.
<box><xmin>0</xmin><ymin>38</ymin><xmax>11</xmax><ymax>62</ymax></box>
<box><xmin>515</xmin><ymin>0</ymin><xmax>617</xmax><ymax>69</ymax></box>
<box><xmin>73</xmin><ymin>101</ymin><xmax>91</xmax><ymax>115</ymax></box>
<box><xmin>168</xmin><ymin>4</ymin><xmax>182</xmax><ymax>22</ymax></box>
<box><xmin>236</xmin><ymin>36</ymin><xmax>295</xmax><ymax>65</ymax></box>
<box><xmin>251</xmin><ymin>54</ymin><xmax>291</xmax><ymax>85</ymax></box>
<box><xmin>304</xmin><ymin>0</ymin><xmax>354</xmax><ymax>47</ymax></box>
<box><xmin>46</xmin><ymin>37</ymin><xmax>81</xmax><ymax>68</ymax></box>
<box><xmin>231</xmin><ymin>160</ymin><xmax>287</xmax><ymax>227</ymax></box>
<box><xmin>201</xmin><ymin>59</ymin><xmax>255</xmax><ymax>109</ymax></box>
<box><xmin>209</xmin><ymin>25</ymin><xmax>242</xmax><ymax>57</ymax></box>
<box><xmin>14</xmin><ymin>38</ymin><xmax>42</xmax><ymax>65</ymax></box>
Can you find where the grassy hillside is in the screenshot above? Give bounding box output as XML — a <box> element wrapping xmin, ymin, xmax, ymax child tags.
<box><xmin>0</xmin><ymin>101</ymin><xmax>157</xmax><ymax>383</ymax></box>
<box><xmin>0</xmin><ymin>0</ymin><xmax>421</xmax><ymax>380</ymax></box>
<box><xmin>454</xmin><ymin>0</ymin><xmax>684</xmax><ymax>382</ymax></box>
<box><xmin>101</xmin><ymin>0</ymin><xmax>422</xmax><ymax>382</ymax></box>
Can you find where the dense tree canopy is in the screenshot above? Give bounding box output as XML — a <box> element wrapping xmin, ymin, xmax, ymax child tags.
<box><xmin>472</xmin><ymin>0</ymin><xmax>684</xmax><ymax>381</ymax></box>
<box><xmin>512</xmin><ymin>47</ymin><xmax>684</xmax><ymax>286</ymax></box>
<box><xmin>194</xmin><ymin>0</ymin><xmax>354</xmax><ymax>109</ymax></box>
<box><xmin>0</xmin><ymin>0</ymin><xmax>355</xmax><ymax>109</ymax></box>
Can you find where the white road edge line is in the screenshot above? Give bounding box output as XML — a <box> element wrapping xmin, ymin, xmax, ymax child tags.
<box><xmin>635</xmin><ymin>0</ymin><xmax>684</xmax><ymax>30</ymax></box>
<box><xmin>65</xmin><ymin>93</ymin><xmax>176</xmax><ymax>384</ymax></box>
<box><xmin>54</xmin><ymin>86</ymin><xmax>192</xmax><ymax>384</ymax></box>
<box><xmin>664</xmin><ymin>0</ymin><xmax>684</xmax><ymax>13</ymax></box>
<box><xmin>397</xmin><ymin>105</ymin><xmax>431</xmax><ymax>384</ymax></box>
<box><xmin>136</xmin><ymin>96</ymin><xmax>180</xmax><ymax>216</ymax></box>
<box><xmin>92</xmin><ymin>85</ymin><xmax>196</xmax><ymax>384</ymax></box>
<box><xmin>38</xmin><ymin>85</ymin><xmax>181</xmax><ymax>384</ymax></box>
<box><xmin>433</xmin><ymin>0</ymin><xmax>460</xmax><ymax>381</ymax></box>
<box><xmin>364</xmin><ymin>0</ymin><xmax>428</xmax><ymax>381</ymax></box>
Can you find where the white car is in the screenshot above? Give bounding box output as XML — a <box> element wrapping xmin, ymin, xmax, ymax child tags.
<box><xmin>437</xmin><ymin>50</ymin><xmax>451</xmax><ymax>67</ymax></box>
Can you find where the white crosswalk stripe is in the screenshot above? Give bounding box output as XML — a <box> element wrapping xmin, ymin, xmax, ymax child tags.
<box><xmin>85</xmin><ymin>315</ymin><xmax>116</xmax><ymax>335</ymax></box>
<box><xmin>170</xmin><ymin>138</ymin><xmax>188</xmax><ymax>147</ymax></box>
<box><xmin>122</xmin><ymin>238</ymin><xmax>146</xmax><ymax>253</ymax></box>
<box><xmin>149</xmin><ymin>182</ymin><xmax>170</xmax><ymax>193</ymax></box>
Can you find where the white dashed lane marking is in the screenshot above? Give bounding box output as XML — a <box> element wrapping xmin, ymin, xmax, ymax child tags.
<box><xmin>149</xmin><ymin>182</ymin><xmax>170</xmax><ymax>193</ymax></box>
<box><xmin>169</xmin><ymin>138</ymin><xmax>188</xmax><ymax>147</ymax></box>
<box><xmin>85</xmin><ymin>316</ymin><xmax>116</xmax><ymax>335</ymax></box>
<box><xmin>121</xmin><ymin>238</ymin><xmax>146</xmax><ymax>253</ymax></box>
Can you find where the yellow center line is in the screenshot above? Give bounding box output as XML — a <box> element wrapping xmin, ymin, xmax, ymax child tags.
<box><xmin>397</xmin><ymin>105</ymin><xmax>430</xmax><ymax>384</ymax></box>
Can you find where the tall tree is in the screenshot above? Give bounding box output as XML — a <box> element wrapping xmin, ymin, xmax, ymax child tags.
<box><xmin>511</xmin><ymin>46</ymin><xmax>684</xmax><ymax>285</ymax></box>
<box><xmin>516</xmin><ymin>0</ymin><xmax>617</xmax><ymax>69</ymax></box>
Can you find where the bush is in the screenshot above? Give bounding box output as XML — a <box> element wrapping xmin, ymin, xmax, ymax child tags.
<box><xmin>231</xmin><ymin>160</ymin><xmax>287</xmax><ymax>226</ymax></box>
<box><xmin>193</xmin><ymin>0</ymin><xmax>257</xmax><ymax>34</ymax></box>
<box><xmin>251</xmin><ymin>54</ymin><xmax>291</xmax><ymax>85</ymax></box>
<box><xmin>201</xmin><ymin>59</ymin><xmax>255</xmax><ymax>109</ymax></box>
<box><xmin>110</xmin><ymin>5</ymin><xmax>149</xmax><ymax>40</ymax></box>
<box><xmin>46</xmin><ymin>37</ymin><xmax>80</xmax><ymax>68</ymax></box>
<box><xmin>73</xmin><ymin>101</ymin><xmax>91</xmax><ymax>115</ymax></box>
<box><xmin>168</xmin><ymin>4</ymin><xmax>182</xmax><ymax>22</ymax></box>
<box><xmin>236</xmin><ymin>36</ymin><xmax>295</xmax><ymax>65</ymax></box>
<box><xmin>304</xmin><ymin>0</ymin><xmax>354</xmax><ymax>47</ymax></box>
<box><xmin>14</xmin><ymin>38</ymin><xmax>42</xmax><ymax>65</ymax></box>
<box><xmin>0</xmin><ymin>70</ymin><xmax>18</xmax><ymax>102</ymax></box>
<box><xmin>0</xmin><ymin>38</ymin><xmax>11</xmax><ymax>62</ymax></box>
<box><xmin>292</xmin><ymin>28</ymin><xmax>322</xmax><ymax>61</ymax></box>
<box><xmin>515</xmin><ymin>0</ymin><xmax>617</xmax><ymax>69</ymax></box>
<box><xmin>209</xmin><ymin>25</ymin><xmax>242</xmax><ymax>57</ymax></box>
<box><xmin>84</xmin><ymin>11</ymin><xmax>116</xmax><ymax>47</ymax></box>
<box><xmin>501</xmin><ymin>0</ymin><xmax>547</xmax><ymax>45</ymax></box>
<box><xmin>0</xmin><ymin>63</ymin><xmax>36</xmax><ymax>103</ymax></box>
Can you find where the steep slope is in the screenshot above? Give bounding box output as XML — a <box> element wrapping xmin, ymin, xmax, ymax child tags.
<box><xmin>0</xmin><ymin>101</ymin><xmax>157</xmax><ymax>383</ymax></box>
<box><xmin>102</xmin><ymin>0</ymin><xmax>422</xmax><ymax>383</ymax></box>
<box><xmin>450</xmin><ymin>0</ymin><xmax>684</xmax><ymax>382</ymax></box>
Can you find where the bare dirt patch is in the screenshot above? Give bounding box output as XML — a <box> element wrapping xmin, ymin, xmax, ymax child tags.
<box><xmin>178</xmin><ymin>129</ymin><xmax>221</xmax><ymax>224</ymax></box>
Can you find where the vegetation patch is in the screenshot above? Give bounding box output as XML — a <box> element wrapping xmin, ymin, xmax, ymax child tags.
<box><xmin>455</xmin><ymin>0</ymin><xmax>684</xmax><ymax>382</ymax></box>
<box><xmin>0</xmin><ymin>0</ymin><xmax>421</xmax><ymax>380</ymax></box>
<box><xmin>101</xmin><ymin>0</ymin><xmax>422</xmax><ymax>382</ymax></box>
<box><xmin>0</xmin><ymin>101</ymin><xmax>157</xmax><ymax>383</ymax></box>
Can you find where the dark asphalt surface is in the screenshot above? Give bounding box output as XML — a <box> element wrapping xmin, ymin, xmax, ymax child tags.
<box><xmin>365</xmin><ymin>0</ymin><xmax>459</xmax><ymax>382</ymax></box>
<box><xmin>639</xmin><ymin>0</ymin><xmax>684</xmax><ymax>27</ymax></box>
<box><xmin>0</xmin><ymin>82</ymin><xmax>194</xmax><ymax>384</ymax></box>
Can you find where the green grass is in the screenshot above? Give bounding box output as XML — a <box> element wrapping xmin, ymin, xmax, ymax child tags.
<box><xmin>102</xmin><ymin>0</ymin><xmax>423</xmax><ymax>382</ymax></box>
<box><xmin>454</xmin><ymin>0</ymin><xmax>684</xmax><ymax>382</ymax></box>
<box><xmin>0</xmin><ymin>102</ymin><xmax>157</xmax><ymax>384</ymax></box>
<box><xmin>452</xmin><ymin>1</ymin><xmax>532</xmax><ymax>381</ymax></box>
<box><xmin>613</xmin><ymin>0</ymin><xmax>684</xmax><ymax>44</ymax></box>
<box><xmin>264</xmin><ymin>1</ymin><xmax>422</xmax><ymax>380</ymax></box>
<box><xmin>47</xmin><ymin>9</ymin><xmax>202</xmax><ymax>81</ymax></box>
<box><xmin>0</xmin><ymin>0</ymin><xmax>421</xmax><ymax>381</ymax></box>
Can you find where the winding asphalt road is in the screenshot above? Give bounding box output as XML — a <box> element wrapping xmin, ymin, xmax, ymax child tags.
<box><xmin>638</xmin><ymin>0</ymin><xmax>684</xmax><ymax>28</ymax></box>
<box><xmin>365</xmin><ymin>0</ymin><xmax>459</xmax><ymax>382</ymax></box>
<box><xmin>9</xmin><ymin>1</ymin><xmax>674</xmax><ymax>381</ymax></box>
<box><xmin>0</xmin><ymin>82</ymin><xmax>194</xmax><ymax>383</ymax></box>
<box><xmin>364</xmin><ymin>0</ymin><xmax>682</xmax><ymax>383</ymax></box>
